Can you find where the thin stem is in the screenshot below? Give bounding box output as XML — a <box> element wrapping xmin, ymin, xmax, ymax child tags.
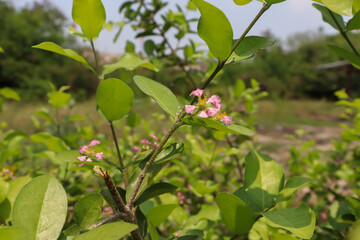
<box><xmin>109</xmin><ymin>121</ymin><xmax>128</xmax><ymax>186</ymax></box>
<box><xmin>89</xmin><ymin>213</ymin><xmax>126</xmax><ymax>230</ymax></box>
<box><xmin>63</xmin><ymin>163</ymin><xmax>69</xmax><ymax>182</ymax></box>
<box><xmin>126</xmin><ymin>3</ymin><xmax>271</xmax><ymax>208</ymax></box>
<box><xmin>205</xmin><ymin>141</ymin><xmax>218</xmax><ymax>183</ymax></box>
<box><xmin>328</xmin><ymin>9</ymin><xmax>359</xmax><ymax>56</ymax></box>
<box><xmin>90</xmin><ymin>40</ymin><xmax>101</xmax><ymax>75</ymax></box>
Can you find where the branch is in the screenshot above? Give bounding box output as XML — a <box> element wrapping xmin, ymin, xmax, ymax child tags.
<box><xmin>89</xmin><ymin>213</ymin><xmax>126</xmax><ymax>230</ymax></box>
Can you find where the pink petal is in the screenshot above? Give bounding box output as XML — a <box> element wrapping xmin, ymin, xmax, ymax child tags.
<box><xmin>77</xmin><ymin>156</ymin><xmax>86</xmax><ymax>162</ymax></box>
<box><xmin>132</xmin><ymin>146</ymin><xmax>141</xmax><ymax>152</ymax></box>
<box><xmin>89</xmin><ymin>140</ymin><xmax>100</xmax><ymax>146</ymax></box>
<box><xmin>149</xmin><ymin>134</ymin><xmax>158</xmax><ymax>141</ymax></box>
<box><xmin>95</xmin><ymin>152</ymin><xmax>103</xmax><ymax>160</ymax></box>
<box><xmin>140</xmin><ymin>140</ymin><xmax>151</xmax><ymax>145</ymax></box>
<box><xmin>185</xmin><ymin>105</ymin><xmax>198</xmax><ymax>114</ymax></box>
<box><xmin>198</xmin><ymin>111</ymin><xmax>209</xmax><ymax>118</ymax></box>
<box><xmin>223</xmin><ymin>116</ymin><xmax>232</xmax><ymax>126</ymax></box>
<box><xmin>86</xmin><ymin>158</ymin><xmax>93</xmax><ymax>162</ymax></box>
<box><xmin>207</xmin><ymin>95</ymin><xmax>222</xmax><ymax>109</ymax></box>
<box><xmin>79</xmin><ymin>145</ymin><xmax>88</xmax><ymax>154</ymax></box>
<box><xmin>206</xmin><ymin>107</ymin><xmax>219</xmax><ymax>117</ymax></box>
<box><xmin>189</xmin><ymin>88</ymin><xmax>204</xmax><ymax>97</ymax></box>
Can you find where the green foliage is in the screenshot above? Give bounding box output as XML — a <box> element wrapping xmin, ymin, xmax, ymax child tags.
<box><xmin>321</xmin><ymin>0</ymin><xmax>353</xmax><ymax>16</ymax></box>
<box><xmin>313</xmin><ymin>3</ymin><xmax>345</xmax><ymax>31</ymax></box>
<box><xmin>74</xmin><ymin>193</ymin><xmax>104</xmax><ymax>231</ymax></box>
<box><xmin>74</xmin><ymin>222</ymin><xmax>138</xmax><ymax>240</ymax></box>
<box><xmin>233</xmin><ymin>0</ymin><xmax>253</xmax><ymax>6</ymax></box>
<box><xmin>328</xmin><ymin>44</ymin><xmax>360</xmax><ymax>69</ymax></box>
<box><xmin>347</xmin><ymin>11</ymin><xmax>360</xmax><ymax>31</ymax></box>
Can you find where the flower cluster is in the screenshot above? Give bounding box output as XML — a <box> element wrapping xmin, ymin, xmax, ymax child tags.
<box><xmin>77</xmin><ymin>140</ymin><xmax>103</xmax><ymax>164</ymax></box>
<box><xmin>132</xmin><ymin>135</ymin><xmax>159</xmax><ymax>152</ymax></box>
<box><xmin>177</xmin><ymin>192</ymin><xmax>186</xmax><ymax>205</ymax></box>
<box><xmin>185</xmin><ymin>88</ymin><xmax>232</xmax><ymax>126</ymax></box>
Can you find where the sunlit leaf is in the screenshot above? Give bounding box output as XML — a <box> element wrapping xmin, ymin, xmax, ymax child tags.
<box><xmin>31</xmin><ymin>132</ymin><xmax>68</xmax><ymax>152</ymax></box>
<box><xmin>0</xmin><ymin>88</ymin><xmax>20</xmax><ymax>101</ymax></box>
<box><xmin>74</xmin><ymin>222</ymin><xmax>137</xmax><ymax>240</ymax></box>
<box><xmin>74</xmin><ymin>193</ymin><xmax>104</xmax><ymax>231</ymax></box>
<box><xmin>321</xmin><ymin>0</ymin><xmax>352</xmax><ymax>16</ymax></box>
<box><xmin>313</xmin><ymin>3</ymin><xmax>345</xmax><ymax>30</ymax></box>
<box><xmin>233</xmin><ymin>0</ymin><xmax>253</xmax><ymax>6</ymax></box>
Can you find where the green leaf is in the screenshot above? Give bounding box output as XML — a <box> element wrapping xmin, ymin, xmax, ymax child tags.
<box><xmin>322</xmin><ymin>0</ymin><xmax>352</xmax><ymax>16</ymax></box>
<box><xmin>243</xmin><ymin>151</ymin><xmax>284</xmax><ymax>210</ymax></box>
<box><xmin>347</xmin><ymin>11</ymin><xmax>360</xmax><ymax>31</ymax></box>
<box><xmin>0</xmin><ymin>46</ymin><xmax>3</xmax><ymax>53</ymax></box>
<box><xmin>135</xmin><ymin>208</ymin><xmax>147</xmax><ymax>239</ymax></box>
<box><xmin>193</xmin><ymin>0</ymin><xmax>233</xmax><ymax>60</ymax></box>
<box><xmin>12</xmin><ymin>175</ymin><xmax>67</xmax><ymax>240</ymax></box>
<box><xmin>278</xmin><ymin>176</ymin><xmax>314</xmax><ymax>201</ymax></box>
<box><xmin>126</xmin><ymin>168</ymin><xmax>150</xmax><ymax>203</ymax></box>
<box><xmin>227</xmin><ymin>36</ymin><xmax>275</xmax><ymax>64</ymax></box>
<box><xmin>102</xmin><ymin>53</ymin><xmax>158</xmax><ymax>76</ymax></box>
<box><xmin>7</xmin><ymin>176</ymin><xmax>32</xmax><ymax>211</ymax></box>
<box><xmin>134</xmin><ymin>75</ymin><xmax>180</xmax><ymax>119</ymax></box>
<box><xmin>262</xmin><ymin>204</ymin><xmax>316</xmax><ymax>239</ymax></box>
<box><xmin>216</xmin><ymin>192</ymin><xmax>255</xmax><ymax>235</ymax></box>
<box><xmin>135</xmin><ymin>182</ymin><xmax>178</xmax><ymax>206</ymax></box>
<box><xmin>313</xmin><ymin>4</ymin><xmax>345</xmax><ymax>30</ymax></box>
<box><xmin>0</xmin><ymin>88</ymin><xmax>20</xmax><ymax>101</ymax></box>
<box><xmin>68</xmin><ymin>25</ymin><xmax>89</xmax><ymax>41</ymax></box>
<box><xmin>0</xmin><ymin>198</ymin><xmax>11</xmax><ymax>221</ymax></box>
<box><xmin>146</xmin><ymin>204</ymin><xmax>177</xmax><ymax>227</ymax></box>
<box><xmin>266</xmin><ymin>0</ymin><xmax>286</xmax><ymax>4</ymax></box>
<box><xmin>233</xmin><ymin>0</ymin><xmax>253</xmax><ymax>6</ymax></box>
<box><xmin>354</xmin><ymin>1</ymin><xmax>360</xmax><ymax>14</ymax></box>
<box><xmin>72</xmin><ymin>0</ymin><xmax>106</xmax><ymax>40</ymax></box>
<box><xmin>33</xmin><ymin>42</ymin><xmax>95</xmax><ymax>72</ymax></box>
<box><xmin>56</xmin><ymin>150</ymin><xmax>80</xmax><ymax>163</ymax></box>
<box><xmin>31</xmin><ymin>132</ymin><xmax>68</xmax><ymax>152</ymax></box>
<box><xmin>48</xmin><ymin>91</ymin><xmax>71</xmax><ymax>108</ymax></box>
<box><xmin>328</xmin><ymin>45</ymin><xmax>360</xmax><ymax>69</ymax></box>
<box><xmin>0</xmin><ymin>178</ymin><xmax>9</xmax><ymax>204</ymax></box>
<box><xmin>74</xmin><ymin>193</ymin><xmax>104</xmax><ymax>231</ymax></box>
<box><xmin>0</xmin><ymin>227</ymin><xmax>28</xmax><ymax>240</ymax></box>
<box><xmin>191</xmin><ymin>180</ymin><xmax>219</xmax><ymax>195</ymax></box>
<box><xmin>73</xmin><ymin>222</ymin><xmax>137</xmax><ymax>240</ymax></box>
<box><xmin>96</xmin><ymin>78</ymin><xmax>134</xmax><ymax>121</ymax></box>
<box><xmin>182</xmin><ymin>117</ymin><xmax>254</xmax><ymax>136</ymax></box>
<box><xmin>126</xmin><ymin>112</ymin><xmax>140</xmax><ymax>128</ymax></box>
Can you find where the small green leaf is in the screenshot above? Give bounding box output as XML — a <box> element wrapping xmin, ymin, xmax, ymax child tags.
<box><xmin>244</xmin><ymin>151</ymin><xmax>285</xmax><ymax>210</ymax></box>
<box><xmin>216</xmin><ymin>192</ymin><xmax>255</xmax><ymax>235</ymax></box>
<box><xmin>31</xmin><ymin>132</ymin><xmax>68</xmax><ymax>152</ymax></box>
<box><xmin>0</xmin><ymin>88</ymin><xmax>20</xmax><ymax>101</ymax></box>
<box><xmin>322</xmin><ymin>0</ymin><xmax>352</xmax><ymax>16</ymax></box>
<box><xmin>266</xmin><ymin>0</ymin><xmax>286</xmax><ymax>4</ymax></box>
<box><xmin>328</xmin><ymin>45</ymin><xmax>360</xmax><ymax>69</ymax></box>
<box><xmin>0</xmin><ymin>227</ymin><xmax>28</xmax><ymax>240</ymax></box>
<box><xmin>6</xmin><ymin>176</ymin><xmax>32</xmax><ymax>211</ymax></box>
<box><xmin>68</xmin><ymin>25</ymin><xmax>89</xmax><ymax>41</ymax></box>
<box><xmin>96</xmin><ymin>78</ymin><xmax>134</xmax><ymax>121</ymax></box>
<box><xmin>135</xmin><ymin>182</ymin><xmax>178</xmax><ymax>206</ymax></box>
<box><xmin>74</xmin><ymin>193</ymin><xmax>104</xmax><ymax>231</ymax></box>
<box><xmin>313</xmin><ymin>4</ymin><xmax>345</xmax><ymax>30</ymax></box>
<box><xmin>146</xmin><ymin>204</ymin><xmax>177</xmax><ymax>227</ymax></box>
<box><xmin>262</xmin><ymin>204</ymin><xmax>316</xmax><ymax>239</ymax></box>
<box><xmin>227</xmin><ymin>36</ymin><xmax>275</xmax><ymax>64</ymax></box>
<box><xmin>0</xmin><ymin>46</ymin><xmax>4</xmax><ymax>53</ymax></box>
<box><xmin>182</xmin><ymin>117</ymin><xmax>254</xmax><ymax>136</ymax></box>
<box><xmin>0</xmin><ymin>178</ymin><xmax>9</xmax><ymax>204</ymax></box>
<box><xmin>278</xmin><ymin>176</ymin><xmax>314</xmax><ymax>201</ymax></box>
<box><xmin>33</xmin><ymin>42</ymin><xmax>95</xmax><ymax>72</ymax></box>
<box><xmin>126</xmin><ymin>112</ymin><xmax>140</xmax><ymax>128</ymax></box>
<box><xmin>0</xmin><ymin>198</ymin><xmax>11</xmax><ymax>221</ymax></box>
<box><xmin>73</xmin><ymin>222</ymin><xmax>137</xmax><ymax>240</ymax></box>
<box><xmin>48</xmin><ymin>91</ymin><xmax>71</xmax><ymax>108</ymax></box>
<box><xmin>72</xmin><ymin>0</ymin><xmax>106</xmax><ymax>40</ymax></box>
<box><xmin>191</xmin><ymin>180</ymin><xmax>219</xmax><ymax>195</ymax></box>
<box><xmin>56</xmin><ymin>150</ymin><xmax>80</xmax><ymax>163</ymax></box>
<box><xmin>193</xmin><ymin>0</ymin><xmax>233</xmax><ymax>60</ymax></box>
<box><xmin>12</xmin><ymin>175</ymin><xmax>67</xmax><ymax>240</ymax></box>
<box><xmin>126</xmin><ymin>168</ymin><xmax>150</xmax><ymax>203</ymax></box>
<box><xmin>347</xmin><ymin>11</ymin><xmax>360</xmax><ymax>31</ymax></box>
<box><xmin>233</xmin><ymin>0</ymin><xmax>253</xmax><ymax>6</ymax></box>
<box><xmin>134</xmin><ymin>75</ymin><xmax>180</xmax><ymax>119</ymax></box>
<box><xmin>102</xmin><ymin>53</ymin><xmax>158</xmax><ymax>76</ymax></box>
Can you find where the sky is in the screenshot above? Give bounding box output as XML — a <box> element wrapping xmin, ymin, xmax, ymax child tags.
<box><xmin>10</xmin><ymin>0</ymin><xmax>342</xmax><ymax>53</ymax></box>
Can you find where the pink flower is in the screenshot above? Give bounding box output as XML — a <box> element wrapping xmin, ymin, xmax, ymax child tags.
<box><xmin>79</xmin><ymin>145</ymin><xmax>88</xmax><ymax>154</ymax></box>
<box><xmin>95</xmin><ymin>152</ymin><xmax>103</xmax><ymax>160</ymax></box>
<box><xmin>205</xmin><ymin>107</ymin><xmax>219</xmax><ymax>117</ymax></box>
<box><xmin>77</xmin><ymin>156</ymin><xmax>86</xmax><ymax>161</ymax></box>
<box><xmin>89</xmin><ymin>140</ymin><xmax>100</xmax><ymax>146</ymax></box>
<box><xmin>189</xmin><ymin>88</ymin><xmax>204</xmax><ymax>97</ymax></box>
<box><xmin>86</xmin><ymin>158</ymin><xmax>93</xmax><ymax>162</ymax></box>
<box><xmin>140</xmin><ymin>140</ymin><xmax>151</xmax><ymax>145</ymax></box>
<box><xmin>132</xmin><ymin>146</ymin><xmax>141</xmax><ymax>152</ymax></box>
<box><xmin>185</xmin><ymin>105</ymin><xmax>198</xmax><ymax>114</ymax></box>
<box><xmin>149</xmin><ymin>135</ymin><xmax>158</xmax><ymax>141</ymax></box>
<box><xmin>198</xmin><ymin>111</ymin><xmax>209</xmax><ymax>118</ymax></box>
<box><xmin>223</xmin><ymin>116</ymin><xmax>232</xmax><ymax>126</ymax></box>
<box><xmin>207</xmin><ymin>95</ymin><xmax>222</xmax><ymax>109</ymax></box>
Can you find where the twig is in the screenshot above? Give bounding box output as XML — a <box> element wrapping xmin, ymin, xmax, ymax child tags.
<box><xmin>89</xmin><ymin>213</ymin><xmax>126</xmax><ymax>230</ymax></box>
<box><xmin>90</xmin><ymin>40</ymin><xmax>101</xmax><ymax>75</ymax></box>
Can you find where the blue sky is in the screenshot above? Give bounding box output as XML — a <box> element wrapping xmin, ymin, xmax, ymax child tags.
<box><xmin>11</xmin><ymin>0</ymin><xmax>341</xmax><ymax>53</ymax></box>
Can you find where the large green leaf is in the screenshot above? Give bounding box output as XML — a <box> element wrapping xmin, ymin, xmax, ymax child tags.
<box><xmin>146</xmin><ymin>204</ymin><xmax>177</xmax><ymax>227</ymax></box>
<box><xmin>7</xmin><ymin>176</ymin><xmax>32</xmax><ymax>211</ymax></box>
<box><xmin>72</xmin><ymin>0</ymin><xmax>106</xmax><ymax>40</ymax></box>
<box><xmin>322</xmin><ymin>0</ymin><xmax>353</xmax><ymax>16</ymax></box>
<box><xmin>133</xmin><ymin>75</ymin><xmax>180</xmax><ymax>119</ymax></box>
<box><xmin>227</xmin><ymin>36</ymin><xmax>275</xmax><ymax>64</ymax></box>
<box><xmin>135</xmin><ymin>182</ymin><xmax>177</xmax><ymax>206</ymax></box>
<box><xmin>233</xmin><ymin>0</ymin><xmax>253</xmax><ymax>5</ymax></box>
<box><xmin>12</xmin><ymin>175</ymin><xmax>67</xmax><ymax>240</ymax></box>
<box><xmin>0</xmin><ymin>227</ymin><xmax>28</xmax><ymax>240</ymax></box>
<box><xmin>30</xmin><ymin>132</ymin><xmax>68</xmax><ymax>152</ymax></box>
<box><xmin>74</xmin><ymin>222</ymin><xmax>138</xmax><ymax>240</ymax></box>
<box><xmin>96</xmin><ymin>78</ymin><xmax>134</xmax><ymax>121</ymax></box>
<box><xmin>354</xmin><ymin>1</ymin><xmax>360</xmax><ymax>14</ymax></box>
<box><xmin>328</xmin><ymin>45</ymin><xmax>360</xmax><ymax>69</ymax></box>
<box><xmin>193</xmin><ymin>0</ymin><xmax>233</xmax><ymax>60</ymax></box>
<box><xmin>0</xmin><ymin>178</ymin><xmax>9</xmax><ymax>204</ymax></box>
<box><xmin>0</xmin><ymin>88</ymin><xmax>20</xmax><ymax>101</ymax></box>
<box><xmin>102</xmin><ymin>53</ymin><xmax>158</xmax><ymax>76</ymax></box>
<box><xmin>182</xmin><ymin>116</ymin><xmax>254</xmax><ymax>136</ymax></box>
<box><xmin>74</xmin><ymin>193</ymin><xmax>103</xmax><ymax>231</ymax></box>
<box><xmin>347</xmin><ymin>11</ymin><xmax>360</xmax><ymax>31</ymax></box>
<box><xmin>262</xmin><ymin>204</ymin><xmax>316</xmax><ymax>239</ymax></box>
<box><xmin>32</xmin><ymin>42</ymin><xmax>94</xmax><ymax>72</ymax></box>
<box><xmin>216</xmin><ymin>192</ymin><xmax>255</xmax><ymax>235</ymax></box>
<box><xmin>243</xmin><ymin>151</ymin><xmax>284</xmax><ymax>210</ymax></box>
<box><xmin>278</xmin><ymin>176</ymin><xmax>314</xmax><ymax>202</ymax></box>
<box><xmin>313</xmin><ymin>4</ymin><xmax>345</xmax><ymax>30</ymax></box>
<box><xmin>265</xmin><ymin>0</ymin><xmax>286</xmax><ymax>4</ymax></box>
